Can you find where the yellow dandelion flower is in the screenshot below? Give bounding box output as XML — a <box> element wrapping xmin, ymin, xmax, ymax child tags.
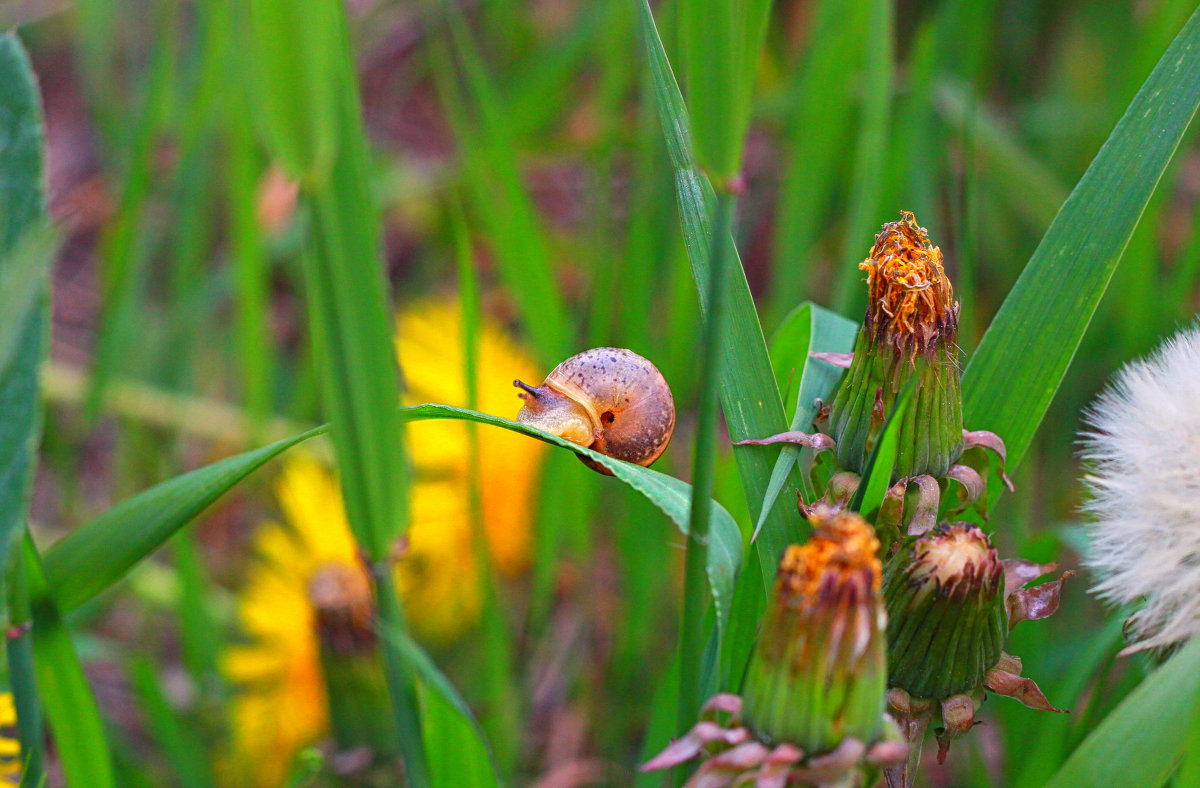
<box><xmin>0</xmin><ymin>693</ymin><xmax>20</xmax><ymax>784</ymax></box>
<box><xmin>224</xmin><ymin>299</ymin><xmax>544</xmax><ymax>786</ymax></box>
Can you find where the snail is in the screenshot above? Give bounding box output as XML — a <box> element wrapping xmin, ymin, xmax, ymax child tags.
<box><xmin>514</xmin><ymin>347</ymin><xmax>675</xmax><ymax>474</ymax></box>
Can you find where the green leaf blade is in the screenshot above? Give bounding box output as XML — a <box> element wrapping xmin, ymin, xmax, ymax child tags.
<box><xmin>962</xmin><ymin>7</ymin><xmax>1200</xmax><ymax>474</ymax></box>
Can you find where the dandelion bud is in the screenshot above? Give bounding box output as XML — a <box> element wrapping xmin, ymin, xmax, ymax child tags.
<box><xmin>882</xmin><ymin>524</ymin><xmax>1069</xmax><ymax>778</ymax></box>
<box><xmin>742</xmin><ymin>512</ymin><xmax>887</xmax><ymax>753</ymax></box>
<box><xmin>883</xmin><ymin>524</ymin><xmax>1006</xmax><ymax>699</ymax></box>
<box><xmin>825</xmin><ymin>211</ymin><xmax>964</xmax><ymax>481</ymax></box>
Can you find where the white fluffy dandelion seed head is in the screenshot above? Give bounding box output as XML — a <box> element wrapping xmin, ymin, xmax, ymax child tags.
<box><xmin>1080</xmin><ymin>320</ymin><xmax>1200</xmax><ymax>654</ymax></box>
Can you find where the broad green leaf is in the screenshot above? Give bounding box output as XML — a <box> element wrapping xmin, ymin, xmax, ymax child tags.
<box><xmin>43</xmin><ymin>425</ymin><xmax>328</xmax><ymax>613</ymax></box>
<box><xmin>962</xmin><ymin>7</ymin><xmax>1200</xmax><ymax>480</ymax></box>
<box><xmin>24</xmin><ymin>532</ymin><xmax>116</xmax><ymax>787</ymax></box>
<box><xmin>640</xmin><ymin>0</ymin><xmax>803</xmax><ymax>587</ymax></box>
<box><xmin>1046</xmin><ymin>636</ymin><xmax>1200</xmax><ymax>788</ymax></box>
<box><xmin>0</xmin><ymin>31</ymin><xmax>47</xmax><ymax>581</ymax></box>
<box><xmin>379</xmin><ymin>625</ymin><xmax>501</xmax><ymax>788</ymax></box>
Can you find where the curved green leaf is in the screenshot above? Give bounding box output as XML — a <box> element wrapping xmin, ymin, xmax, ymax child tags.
<box><xmin>962</xmin><ymin>7</ymin><xmax>1200</xmax><ymax>481</ymax></box>
<box><xmin>402</xmin><ymin>404</ymin><xmax>744</xmax><ymax>638</ymax></box>
<box><xmin>43</xmin><ymin>425</ymin><xmax>328</xmax><ymax>612</ymax></box>
<box><xmin>43</xmin><ymin>406</ymin><xmax>743</xmax><ymax>638</ymax></box>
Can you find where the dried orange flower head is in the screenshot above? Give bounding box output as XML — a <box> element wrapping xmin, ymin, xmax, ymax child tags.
<box><xmin>777</xmin><ymin>511</ymin><xmax>882</xmax><ymax>605</ymax></box>
<box><xmin>861</xmin><ymin>211</ymin><xmax>958</xmax><ymax>359</ymax></box>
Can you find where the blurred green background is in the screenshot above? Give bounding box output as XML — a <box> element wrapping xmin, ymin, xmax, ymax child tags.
<box><xmin>6</xmin><ymin>0</ymin><xmax>1200</xmax><ymax>785</ymax></box>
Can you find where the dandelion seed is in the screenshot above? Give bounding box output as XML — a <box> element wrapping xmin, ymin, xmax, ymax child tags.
<box><xmin>1080</xmin><ymin>320</ymin><xmax>1200</xmax><ymax>655</ymax></box>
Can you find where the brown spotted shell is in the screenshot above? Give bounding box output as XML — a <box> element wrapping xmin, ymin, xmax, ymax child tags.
<box><xmin>541</xmin><ymin>347</ymin><xmax>675</xmax><ymax>467</ymax></box>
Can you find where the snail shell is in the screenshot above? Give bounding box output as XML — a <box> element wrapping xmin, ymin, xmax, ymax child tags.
<box><xmin>514</xmin><ymin>347</ymin><xmax>675</xmax><ymax>473</ymax></box>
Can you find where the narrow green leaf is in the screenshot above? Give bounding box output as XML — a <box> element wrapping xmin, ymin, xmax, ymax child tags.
<box><xmin>43</xmin><ymin>425</ymin><xmax>328</xmax><ymax>613</ymax></box>
<box><xmin>23</xmin><ymin>532</ymin><xmax>116</xmax><ymax>788</ymax></box>
<box><xmin>640</xmin><ymin>0</ymin><xmax>804</xmax><ymax>589</ymax></box>
<box><xmin>379</xmin><ymin>625</ymin><xmax>501</xmax><ymax>788</ymax></box>
<box><xmin>850</xmin><ymin>382</ymin><xmax>913</xmax><ymax>517</ymax></box>
<box><xmin>962</xmin><ymin>7</ymin><xmax>1200</xmax><ymax>482</ymax></box>
<box><xmin>1046</xmin><ymin>636</ymin><xmax>1200</xmax><ymax>788</ymax></box>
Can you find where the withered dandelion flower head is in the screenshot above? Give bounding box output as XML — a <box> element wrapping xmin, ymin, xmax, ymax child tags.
<box><xmin>860</xmin><ymin>210</ymin><xmax>958</xmax><ymax>362</ymax></box>
<box><xmin>743</xmin><ymin>512</ymin><xmax>887</xmax><ymax>754</ymax></box>
<box><xmin>642</xmin><ymin>514</ymin><xmax>906</xmax><ymax>786</ymax></box>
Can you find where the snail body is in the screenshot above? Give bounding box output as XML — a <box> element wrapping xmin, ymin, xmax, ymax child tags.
<box><xmin>515</xmin><ymin>347</ymin><xmax>675</xmax><ymax>473</ymax></box>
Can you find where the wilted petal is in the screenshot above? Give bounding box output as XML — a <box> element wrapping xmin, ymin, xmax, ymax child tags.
<box><xmin>962</xmin><ymin>429</ymin><xmax>1015</xmax><ymax>492</ymax></box>
<box><xmin>984</xmin><ymin>669</ymin><xmax>1066</xmax><ymax>712</ymax></box>
<box><xmin>946</xmin><ymin>464</ymin><xmax>984</xmax><ymax>507</ymax></box>
<box><xmin>907</xmin><ymin>475</ymin><xmax>940</xmax><ymax>536</ymax></box>
<box><xmin>934</xmin><ymin>695</ymin><xmax>978</xmax><ymax>764</ymax></box>
<box><xmin>1008</xmin><ymin>571</ymin><xmax>1073</xmax><ymax>627</ymax></box>
<box><xmin>866</xmin><ymin>740</ymin><xmax>908</xmax><ymax>767</ymax></box>
<box><xmin>750</xmin><ymin>744</ymin><xmax>806</xmax><ymax>788</ymax></box>
<box><xmin>1002</xmin><ymin>559</ymin><xmax>1058</xmax><ymax>597</ymax></box>
<box><xmin>811</xmin><ymin>351</ymin><xmax>854</xmax><ymax>368</ymax></box>
<box><xmin>702</xmin><ymin>693</ymin><xmax>744</xmax><ymax>718</ymax></box>
<box><xmin>641</xmin><ymin>722</ymin><xmax>744</xmax><ymax>772</ymax></box>
<box><xmin>790</xmin><ymin>738</ymin><xmax>867</xmax><ymax>784</ymax></box>
<box><xmin>707</xmin><ymin>742</ymin><xmax>770</xmax><ymax>770</ymax></box>
<box><xmin>734</xmin><ymin>431</ymin><xmax>836</xmax><ymax>452</ymax></box>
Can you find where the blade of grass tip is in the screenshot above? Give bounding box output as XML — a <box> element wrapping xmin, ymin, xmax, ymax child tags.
<box><xmin>640</xmin><ymin>0</ymin><xmax>803</xmax><ymax>589</ymax></box>
<box><xmin>962</xmin><ymin>7</ymin><xmax>1200</xmax><ymax>501</ymax></box>
<box><xmin>832</xmin><ymin>0</ymin><xmax>895</xmax><ymax>317</ymax></box>
<box><xmin>43</xmin><ymin>424</ymin><xmax>329</xmax><ymax>613</ymax></box>
<box><xmin>23</xmin><ymin>531</ymin><xmax>117</xmax><ymax>787</ymax></box>
<box><xmin>850</xmin><ymin>379</ymin><xmax>914</xmax><ymax>517</ymax></box>
<box><xmin>451</xmin><ymin>193</ymin><xmax>519</xmax><ymax>776</ymax></box>
<box><xmin>679</xmin><ymin>192</ymin><xmax>736</xmax><ymax>731</ymax></box>
<box><xmin>766</xmin><ymin>0</ymin><xmax>871</xmax><ymax>327</ymax></box>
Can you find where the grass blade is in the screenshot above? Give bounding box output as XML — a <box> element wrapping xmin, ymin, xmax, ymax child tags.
<box><xmin>43</xmin><ymin>426</ymin><xmax>328</xmax><ymax>613</ymax></box>
<box><xmin>379</xmin><ymin>625</ymin><xmax>501</xmax><ymax>788</ymax></box>
<box><xmin>962</xmin><ymin>7</ymin><xmax>1200</xmax><ymax>483</ymax></box>
<box><xmin>640</xmin><ymin>0</ymin><xmax>803</xmax><ymax>587</ymax></box>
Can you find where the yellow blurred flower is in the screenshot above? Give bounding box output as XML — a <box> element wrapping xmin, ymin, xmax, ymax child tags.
<box><xmin>0</xmin><ymin>693</ymin><xmax>20</xmax><ymax>784</ymax></box>
<box><xmin>224</xmin><ymin>299</ymin><xmax>544</xmax><ymax>786</ymax></box>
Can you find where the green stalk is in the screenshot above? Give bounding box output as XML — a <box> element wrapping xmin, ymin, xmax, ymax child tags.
<box><xmin>678</xmin><ymin>191</ymin><xmax>736</xmax><ymax>732</ymax></box>
<box><xmin>5</xmin><ymin>554</ymin><xmax>44</xmax><ymax>785</ymax></box>
<box><xmin>371</xmin><ymin>562</ymin><xmax>431</xmax><ymax>788</ymax></box>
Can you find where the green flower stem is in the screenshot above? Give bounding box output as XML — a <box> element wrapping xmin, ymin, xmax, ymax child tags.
<box><xmin>678</xmin><ymin>191</ymin><xmax>737</xmax><ymax>736</ymax></box>
<box><xmin>372</xmin><ymin>562</ymin><xmax>430</xmax><ymax>788</ymax></box>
